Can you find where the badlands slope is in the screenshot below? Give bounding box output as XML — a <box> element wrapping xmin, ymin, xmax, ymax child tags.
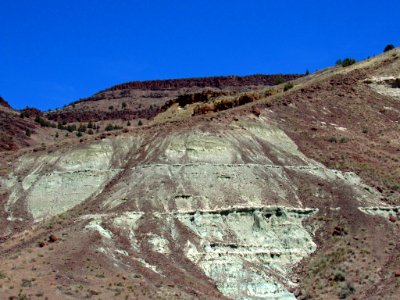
<box><xmin>0</xmin><ymin>50</ymin><xmax>400</xmax><ymax>299</ymax></box>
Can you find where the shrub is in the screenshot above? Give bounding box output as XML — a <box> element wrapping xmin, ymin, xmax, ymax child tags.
<box><xmin>237</xmin><ymin>94</ymin><xmax>254</xmax><ymax>106</ymax></box>
<box><xmin>57</xmin><ymin>122</ymin><xmax>65</xmax><ymax>130</ymax></box>
<box><xmin>34</xmin><ymin>115</ymin><xmax>54</xmax><ymax>127</ymax></box>
<box><xmin>76</xmin><ymin>131</ymin><xmax>83</xmax><ymax>137</ymax></box>
<box><xmin>122</xmin><ymin>102</ymin><xmax>127</xmax><ymax>109</ymax></box>
<box><xmin>284</xmin><ymin>83</ymin><xmax>294</xmax><ymax>91</ymax></box>
<box><xmin>105</xmin><ymin>123</ymin><xmax>115</xmax><ymax>131</ymax></box>
<box><xmin>328</xmin><ymin>136</ymin><xmax>337</xmax><ymax>143</ymax></box>
<box><xmin>137</xmin><ymin>120</ymin><xmax>143</xmax><ymax>126</ymax></box>
<box><xmin>338</xmin><ymin>282</ymin><xmax>355</xmax><ymax>299</ymax></box>
<box><xmin>21</xmin><ymin>278</ymin><xmax>32</xmax><ymax>288</ymax></box>
<box><xmin>104</xmin><ymin>124</ymin><xmax>122</xmax><ymax>131</ymax></box>
<box><xmin>78</xmin><ymin>124</ymin><xmax>87</xmax><ymax>133</ymax></box>
<box><xmin>193</xmin><ymin>103</ymin><xmax>216</xmax><ymax>115</ymax></box>
<box><xmin>341</xmin><ymin>58</ymin><xmax>356</xmax><ymax>67</ymax></box>
<box><xmin>274</xmin><ymin>76</ymin><xmax>286</xmax><ymax>85</ymax></box>
<box><xmin>392</xmin><ymin>78</ymin><xmax>400</xmax><ymax>88</ymax></box>
<box><xmin>20</xmin><ymin>111</ymin><xmax>30</xmax><ymax>118</ymax></box>
<box><xmin>384</xmin><ymin>44</ymin><xmax>395</xmax><ymax>52</ymax></box>
<box><xmin>334</xmin><ymin>271</ymin><xmax>346</xmax><ymax>282</ymax></box>
<box><xmin>67</xmin><ymin>124</ymin><xmax>76</xmax><ymax>132</ymax></box>
<box><xmin>0</xmin><ymin>271</ymin><xmax>6</xmax><ymax>279</ymax></box>
<box><xmin>108</xmin><ymin>105</ymin><xmax>114</xmax><ymax>110</ymax></box>
<box><xmin>25</xmin><ymin>129</ymin><xmax>32</xmax><ymax>137</ymax></box>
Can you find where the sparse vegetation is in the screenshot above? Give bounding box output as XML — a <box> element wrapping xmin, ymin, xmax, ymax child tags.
<box><xmin>105</xmin><ymin>123</ymin><xmax>122</xmax><ymax>131</ymax></box>
<box><xmin>34</xmin><ymin>115</ymin><xmax>56</xmax><ymax>128</ymax></box>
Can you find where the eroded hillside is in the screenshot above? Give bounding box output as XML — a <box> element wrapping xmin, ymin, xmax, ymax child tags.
<box><xmin>0</xmin><ymin>50</ymin><xmax>399</xmax><ymax>299</ymax></box>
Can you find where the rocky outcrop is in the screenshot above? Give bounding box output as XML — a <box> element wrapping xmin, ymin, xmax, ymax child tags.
<box><xmin>101</xmin><ymin>74</ymin><xmax>304</xmax><ymax>93</ymax></box>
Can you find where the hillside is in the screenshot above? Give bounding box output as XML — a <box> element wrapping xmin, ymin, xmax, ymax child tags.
<box><xmin>0</xmin><ymin>50</ymin><xmax>399</xmax><ymax>299</ymax></box>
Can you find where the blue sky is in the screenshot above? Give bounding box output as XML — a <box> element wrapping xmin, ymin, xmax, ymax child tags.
<box><xmin>1</xmin><ymin>0</ymin><xmax>399</xmax><ymax>110</ymax></box>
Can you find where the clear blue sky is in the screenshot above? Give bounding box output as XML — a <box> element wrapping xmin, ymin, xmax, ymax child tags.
<box><xmin>1</xmin><ymin>0</ymin><xmax>399</xmax><ymax>110</ymax></box>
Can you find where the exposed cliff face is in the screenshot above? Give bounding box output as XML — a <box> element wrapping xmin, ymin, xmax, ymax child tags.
<box><xmin>101</xmin><ymin>74</ymin><xmax>304</xmax><ymax>93</ymax></box>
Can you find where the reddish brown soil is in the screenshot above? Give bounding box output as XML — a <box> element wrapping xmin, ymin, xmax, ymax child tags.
<box><xmin>0</xmin><ymin>110</ymin><xmax>36</xmax><ymax>151</ymax></box>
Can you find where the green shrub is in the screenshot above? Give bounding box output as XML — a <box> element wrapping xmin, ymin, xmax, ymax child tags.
<box><xmin>384</xmin><ymin>44</ymin><xmax>395</xmax><ymax>52</ymax></box>
<box><xmin>105</xmin><ymin>124</ymin><xmax>115</xmax><ymax>131</ymax></box>
<box><xmin>67</xmin><ymin>124</ymin><xmax>76</xmax><ymax>132</ymax></box>
<box><xmin>274</xmin><ymin>76</ymin><xmax>285</xmax><ymax>85</ymax></box>
<box><xmin>105</xmin><ymin>124</ymin><xmax>122</xmax><ymax>131</ymax></box>
<box><xmin>334</xmin><ymin>271</ymin><xmax>345</xmax><ymax>282</ymax></box>
<box><xmin>284</xmin><ymin>83</ymin><xmax>294</xmax><ymax>91</ymax></box>
<box><xmin>341</xmin><ymin>58</ymin><xmax>356</xmax><ymax>67</ymax></box>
